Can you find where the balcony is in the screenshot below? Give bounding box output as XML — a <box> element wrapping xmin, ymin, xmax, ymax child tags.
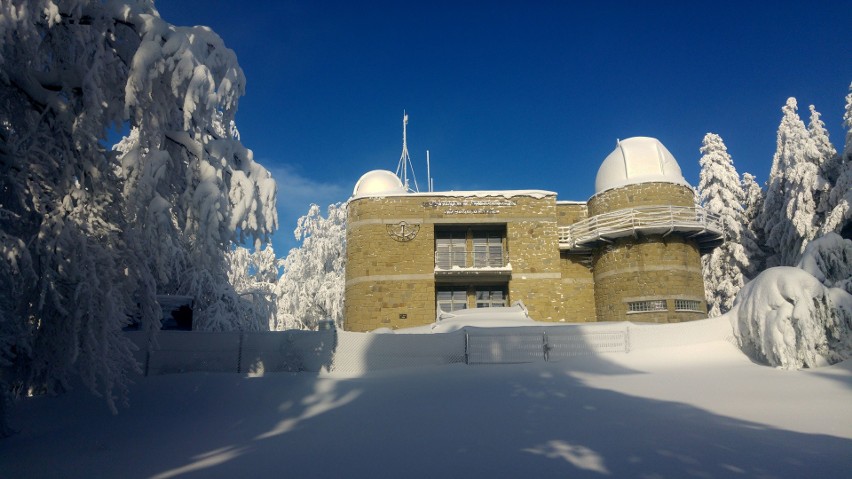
<box><xmin>558</xmin><ymin>206</ymin><xmax>724</xmax><ymax>254</ymax></box>
<box><xmin>434</xmin><ymin>250</ymin><xmax>512</xmax><ymax>277</ymax></box>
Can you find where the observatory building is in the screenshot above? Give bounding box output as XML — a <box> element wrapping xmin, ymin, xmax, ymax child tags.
<box><xmin>344</xmin><ymin>136</ymin><xmax>723</xmax><ymax>332</ymax></box>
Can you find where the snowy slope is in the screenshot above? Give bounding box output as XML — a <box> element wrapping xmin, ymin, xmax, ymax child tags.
<box><xmin>2</xmin><ymin>338</ymin><xmax>850</xmax><ymax>479</ymax></box>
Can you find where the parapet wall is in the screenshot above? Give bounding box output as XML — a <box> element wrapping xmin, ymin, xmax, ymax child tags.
<box><xmin>588</xmin><ymin>181</ymin><xmax>696</xmax><ymax>216</ymax></box>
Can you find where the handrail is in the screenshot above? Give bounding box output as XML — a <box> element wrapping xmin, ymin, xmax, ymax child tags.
<box><xmin>558</xmin><ymin>205</ymin><xmax>724</xmax><ymax>249</ymax></box>
<box><xmin>435</xmin><ymin>249</ymin><xmax>509</xmax><ymax>270</ymax></box>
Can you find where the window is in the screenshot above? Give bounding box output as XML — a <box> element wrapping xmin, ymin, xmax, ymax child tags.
<box><xmin>435</xmin><ymin>226</ymin><xmax>506</xmax><ymax>270</ymax></box>
<box><xmin>435</xmin><ymin>231</ymin><xmax>466</xmax><ymax>269</ymax></box>
<box><xmin>475</xmin><ymin>286</ymin><xmax>507</xmax><ymax>308</ymax></box>
<box><xmin>437</xmin><ymin>287</ymin><xmax>467</xmax><ymax>313</ymax></box>
<box><xmin>675</xmin><ymin>299</ymin><xmax>702</xmax><ymax>312</ymax></box>
<box><xmin>473</xmin><ymin>231</ymin><xmax>504</xmax><ymax>267</ymax></box>
<box><xmin>627</xmin><ymin>300</ymin><xmax>667</xmax><ymax>313</ymax></box>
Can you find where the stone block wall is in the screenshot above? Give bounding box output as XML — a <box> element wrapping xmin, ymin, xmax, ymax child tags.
<box><xmin>345</xmin><ymin>192</ymin><xmax>565</xmax><ymax>331</ymax></box>
<box><xmin>587</xmin><ymin>182</ymin><xmax>705</xmax><ymax>323</ymax></box>
<box><xmin>556</xmin><ymin>202</ymin><xmax>596</xmax><ymax>322</ymax></box>
<box><xmin>560</xmin><ymin>253</ymin><xmax>596</xmax><ymax>322</ymax></box>
<box><xmin>344</xmin><ymin>183</ymin><xmax>710</xmax><ymax>330</ymax></box>
<box><xmin>592</xmin><ymin>235</ymin><xmax>706</xmax><ymax>323</ymax></box>
<box><xmin>587</xmin><ymin>182</ymin><xmax>696</xmax><ymax>216</ymax></box>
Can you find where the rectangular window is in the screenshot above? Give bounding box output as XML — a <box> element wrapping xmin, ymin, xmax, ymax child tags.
<box><xmin>435</xmin><ymin>232</ymin><xmax>466</xmax><ymax>269</ymax></box>
<box><xmin>675</xmin><ymin>299</ymin><xmax>702</xmax><ymax>312</ymax></box>
<box><xmin>437</xmin><ymin>287</ymin><xmax>467</xmax><ymax>313</ymax></box>
<box><xmin>627</xmin><ymin>300</ymin><xmax>667</xmax><ymax>313</ymax></box>
<box><xmin>475</xmin><ymin>286</ymin><xmax>507</xmax><ymax>308</ymax></box>
<box><xmin>473</xmin><ymin>230</ymin><xmax>504</xmax><ymax>267</ymax></box>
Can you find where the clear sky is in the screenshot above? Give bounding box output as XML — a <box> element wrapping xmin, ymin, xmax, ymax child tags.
<box><xmin>155</xmin><ymin>1</ymin><xmax>852</xmax><ymax>253</ymax></box>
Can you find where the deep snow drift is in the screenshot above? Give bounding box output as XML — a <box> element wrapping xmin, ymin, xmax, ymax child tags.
<box><xmin>2</xmin><ymin>329</ymin><xmax>851</xmax><ymax>479</ymax></box>
<box><xmin>728</xmin><ymin>233</ymin><xmax>852</xmax><ymax>369</ymax></box>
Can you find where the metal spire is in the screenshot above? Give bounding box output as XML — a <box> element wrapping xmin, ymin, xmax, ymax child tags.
<box><xmin>395</xmin><ymin>111</ymin><xmax>419</xmax><ymax>192</ymax></box>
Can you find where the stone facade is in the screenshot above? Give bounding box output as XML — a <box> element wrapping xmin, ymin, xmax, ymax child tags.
<box><xmin>587</xmin><ymin>182</ymin><xmax>707</xmax><ymax>323</ymax></box>
<box><xmin>344</xmin><ymin>138</ymin><xmax>722</xmax><ymax>331</ymax></box>
<box><xmin>346</xmin><ymin>187</ymin><xmax>716</xmax><ymax>330</ymax></box>
<box><xmin>556</xmin><ymin>202</ymin><xmax>596</xmax><ymax>322</ymax></box>
<box><xmin>344</xmin><ymin>181</ymin><xmax>714</xmax><ymax>331</ymax></box>
<box><xmin>346</xmin><ymin>192</ymin><xmax>571</xmax><ymax>331</ymax></box>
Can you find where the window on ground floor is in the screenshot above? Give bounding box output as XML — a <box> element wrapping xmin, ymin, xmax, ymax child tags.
<box><xmin>674</xmin><ymin>299</ymin><xmax>703</xmax><ymax>312</ymax></box>
<box><xmin>437</xmin><ymin>287</ymin><xmax>468</xmax><ymax>313</ymax></box>
<box><xmin>627</xmin><ymin>299</ymin><xmax>667</xmax><ymax>313</ymax></box>
<box><xmin>437</xmin><ymin>285</ymin><xmax>509</xmax><ymax>312</ymax></box>
<box><xmin>475</xmin><ymin>286</ymin><xmax>507</xmax><ymax>308</ymax></box>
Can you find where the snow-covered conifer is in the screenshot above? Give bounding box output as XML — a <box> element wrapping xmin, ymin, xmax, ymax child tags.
<box><xmin>698</xmin><ymin>133</ymin><xmax>750</xmax><ymax>315</ymax></box>
<box><xmin>740</xmin><ymin>172</ymin><xmax>765</xmax><ymax>275</ymax></box>
<box><xmin>275</xmin><ymin>204</ymin><xmax>347</xmax><ymax>330</ymax></box>
<box><xmin>809</xmin><ymin>105</ymin><xmax>838</xmax><ymax>191</ymax></box>
<box><xmin>730</xmin><ymin>266</ymin><xmax>852</xmax><ymax>369</ymax></box>
<box><xmin>759</xmin><ymin>98</ymin><xmax>825</xmax><ymax>266</ymax></box>
<box><xmin>823</xmin><ymin>83</ymin><xmax>852</xmax><ymax>236</ymax></box>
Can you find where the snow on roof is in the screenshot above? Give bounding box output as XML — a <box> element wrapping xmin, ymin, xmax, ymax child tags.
<box><xmin>350</xmin><ymin>188</ymin><xmax>556</xmax><ymax>201</ymax></box>
<box><xmin>352</xmin><ymin>170</ymin><xmax>407</xmax><ymax>198</ymax></box>
<box><xmin>351</xmin><ymin>168</ymin><xmax>556</xmax><ymax>200</ymax></box>
<box><xmin>594</xmin><ymin>137</ymin><xmax>690</xmax><ymax>194</ymax></box>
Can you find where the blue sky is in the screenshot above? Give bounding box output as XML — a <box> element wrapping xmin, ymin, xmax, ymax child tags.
<box><xmin>156</xmin><ymin>1</ymin><xmax>852</xmax><ymax>253</ymax></box>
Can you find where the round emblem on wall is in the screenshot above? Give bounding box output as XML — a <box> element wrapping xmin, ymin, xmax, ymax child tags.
<box><xmin>387</xmin><ymin>221</ymin><xmax>420</xmax><ymax>242</ymax></box>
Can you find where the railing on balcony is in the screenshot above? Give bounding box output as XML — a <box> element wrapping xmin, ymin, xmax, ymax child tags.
<box><xmin>558</xmin><ymin>205</ymin><xmax>724</xmax><ymax>252</ymax></box>
<box><xmin>435</xmin><ymin>250</ymin><xmax>510</xmax><ymax>271</ymax></box>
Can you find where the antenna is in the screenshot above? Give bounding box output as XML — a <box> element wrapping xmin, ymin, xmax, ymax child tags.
<box><xmin>426</xmin><ymin>150</ymin><xmax>432</xmax><ymax>193</ymax></box>
<box><xmin>395</xmin><ymin>111</ymin><xmax>419</xmax><ymax>192</ymax></box>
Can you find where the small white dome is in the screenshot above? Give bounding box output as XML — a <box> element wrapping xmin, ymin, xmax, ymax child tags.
<box><xmin>352</xmin><ymin>170</ymin><xmax>407</xmax><ymax>197</ymax></box>
<box><xmin>594</xmin><ymin>137</ymin><xmax>690</xmax><ymax>194</ymax></box>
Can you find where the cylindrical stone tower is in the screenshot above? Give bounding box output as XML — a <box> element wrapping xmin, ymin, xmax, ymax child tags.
<box><xmin>585</xmin><ymin>137</ymin><xmax>722</xmax><ymax>323</ymax></box>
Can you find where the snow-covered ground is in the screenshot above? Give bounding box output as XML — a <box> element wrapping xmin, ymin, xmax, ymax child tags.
<box><xmin>2</xmin><ymin>334</ymin><xmax>851</xmax><ymax>478</ymax></box>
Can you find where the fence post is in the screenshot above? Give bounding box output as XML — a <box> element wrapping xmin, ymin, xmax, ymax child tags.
<box><xmin>543</xmin><ymin>331</ymin><xmax>549</xmax><ymax>362</ymax></box>
<box><xmin>464</xmin><ymin>330</ymin><xmax>469</xmax><ymax>365</ymax></box>
<box><xmin>144</xmin><ymin>329</ymin><xmax>152</xmax><ymax>377</ymax></box>
<box><xmin>237</xmin><ymin>332</ymin><xmax>244</xmax><ymax>373</ymax></box>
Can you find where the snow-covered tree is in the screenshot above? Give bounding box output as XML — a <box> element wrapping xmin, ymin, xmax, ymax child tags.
<box><xmin>1</xmin><ymin>0</ymin><xmax>143</xmax><ymax>430</ymax></box>
<box><xmin>823</xmin><ymin>83</ymin><xmax>852</xmax><ymax>237</ymax></box>
<box><xmin>759</xmin><ymin>98</ymin><xmax>826</xmax><ymax>267</ymax></box>
<box><xmin>698</xmin><ymin>133</ymin><xmax>751</xmax><ymax>316</ymax></box>
<box><xmin>809</xmin><ymin>105</ymin><xmax>838</xmax><ymax>195</ymax></box>
<box><xmin>114</xmin><ymin>14</ymin><xmax>277</xmax><ymax>332</ymax></box>
<box><xmin>275</xmin><ymin>203</ymin><xmax>347</xmax><ymax>330</ymax></box>
<box><xmin>731</xmin><ymin>233</ymin><xmax>852</xmax><ymax>369</ymax></box>
<box><xmin>0</xmin><ymin>0</ymin><xmax>276</xmax><ymax>434</ymax></box>
<box><xmin>227</xmin><ymin>245</ymin><xmax>280</xmax><ymax>330</ymax></box>
<box><xmin>797</xmin><ymin>233</ymin><xmax>852</xmax><ymax>294</ymax></box>
<box><xmin>730</xmin><ymin>265</ymin><xmax>852</xmax><ymax>369</ymax></box>
<box><xmin>740</xmin><ymin>172</ymin><xmax>765</xmax><ymax>275</ymax></box>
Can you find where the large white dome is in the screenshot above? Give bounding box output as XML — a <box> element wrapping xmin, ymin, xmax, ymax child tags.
<box><xmin>352</xmin><ymin>170</ymin><xmax>407</xmax><ymax>197</ymax></box>
<box><xmin>594</xmin><ymin>137</ymin><xmax>690</xmax><ymax>194</ymax></box>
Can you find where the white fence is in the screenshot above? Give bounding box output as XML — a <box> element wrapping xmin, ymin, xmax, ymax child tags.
<box><xmin>126</xmin><ymin>318</ymin><xmax>733</xmax><ymax>376</ymax></box>
<box><xmin>125</xmin><ymin>330</ymin><xmax>336</xmax><ymax>376</ymax></box>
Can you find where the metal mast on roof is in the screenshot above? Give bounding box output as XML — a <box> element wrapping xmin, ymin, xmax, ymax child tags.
<box><xmin>395</xmin><ymin>111</ymin><xmax>419</xmax><ymax>192</ymax></box>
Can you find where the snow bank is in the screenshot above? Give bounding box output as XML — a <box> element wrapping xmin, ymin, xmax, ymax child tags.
<box><xmin>729</xmin><ymin>266</ymin><xmax>852</xmax><ymax>369</ymax></box>
<box><xmin>430</xmin><ymin>302</ymin><xmax>532</xmax><ymax>332</ymax></box>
